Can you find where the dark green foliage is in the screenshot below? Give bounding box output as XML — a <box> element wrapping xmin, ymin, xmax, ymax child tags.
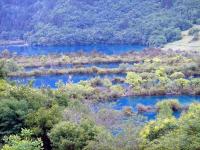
<box><xmin>175</xmin><ymin>19</ymin><xmax>192</xmax><ymax>30</ymax></box>
<box><xmin>26</xmin><ymin>105</ymin><xmax>61</xmax><ymax>135</ymax></box>
<box><xmin>164</xmin><ymin>28</ymin><xmax>182</xmax><ymax>42</ymax></box>
<box><xmin>0</xmin><ymin>61</ymin><xmax>7</xmax><ymax>79</ymax></box>
<box><xmin>0</xmin><ymin>59</ymin><xmax>21</xmax><ymax>79</ymax></box>
<box><xmin>53</xmin><ymin>91</ymin><xmax>70</xmax><ymax>107</ymax></box>
<box><xmin>26</xmin><ymin>105</ymin><xmax>61</xmax><ymax>150</ymax></box>
<box><xmin>148</xmin><ymin>35</ymin><xmax>167</xmax><ymax>47</ymax></box>
<box><xmin>49</xmin><ymin>120</ymin><xmax>101</xmax><ymax>150</ymax></box>
<box><xmin>0</xmin><ymin>0</ymin><xmax>199</xmax><ymax>46</ymax></box>
<box><xmin>9</xmin><ymin>86</ymin><xmax>48</xmax><ymax>110</ymax></box>
<box><xmin>0</xmin><ymin>99</ymin><xmax>29</xmax><ymax>141</ymax></box>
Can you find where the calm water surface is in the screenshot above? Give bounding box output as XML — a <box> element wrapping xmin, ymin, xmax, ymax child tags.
<box><xmin>98</xmin><ymin>95</ymin><xmax>200</xmax><ymax>120</ymax></box>
<box><xmin>11</xmin><ymin>73</ymin><xmax>126</xmax><ymax>88</ymax></box>
<box><xmin>0</xmin><ymin>44</ymin><xmax>145</xmax><ymax>56</ymax></box>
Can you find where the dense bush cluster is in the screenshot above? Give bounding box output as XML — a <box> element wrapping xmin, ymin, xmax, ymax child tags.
<box><xmin>1</xmin><ymin>77</ymin><xmax>200</xmax><ymax>150</ymax></box>
<box><xmin>140</xmin><ymin>102</ymin><xmax>200</xmax><ymax>150</ymax></box>
<box><xmin>124</xmin><ymin>53</ymin><xmax>200</xmax><ymax>96</ymax></box>
<box><xmin>0</xmin><ymin>0</ymin><xmax>200</xmax><ymax>46</ymax></box>
<box><xmin>0</xmin><ymin>78</ymin><xmax>144</xmax><ymax>150</ymax></box>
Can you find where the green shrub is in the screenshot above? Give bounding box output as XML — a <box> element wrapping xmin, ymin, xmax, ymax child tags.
<box><xmin>192</xmin><ymin>32</ymin><xmax>199</xmax><ymax>41</ymax></box>
<box><xmin>140</xmin><ymin>103</ymin><xmax>200</xmax><ymax>150</ymax></box>
<box><xmin>148</xmin><ymin>35</ymin><xmax>167</xmax><ymax>47</ymax></box>
<box><xmin>0</xmin><ymin>99</ymin><xmax>29</xmax><ymax>140</ymax></box>
<box><xmin>50</xmin><ymin>120</ymin><xmax>101</xmax><ymax>150</ymax></box>
<box><xmin>2</xmin><ymin>129</ymin><xmax>42</xmax><ymax>150</ymax></box>
<box><xmin>170</xmin><ymin>72</ymin><xmax>185</xmax><ymax>80</ymax></box>
<box><xmin>110</xmin><ymin>84</ymin><xmax>125</xmax><ymax>96</ymax></box>
<box><xmin>102</xmin><ymin>78</ymin><xmax>112</xmax><ymax>88</ymax></box>
<box><xmin>188</xmin><ymin>28</ymin><xmax>200</xmax><ymax>36</ymax></box>
<box><xmin>125</xmin><ymin>72</ymin><xmax>143</xmax><ymax>90</ymax></box>
<box><xmin>174</xmin><ymin>78</ymin><xmax>190</xmax><ymax>89</ymax></box>
<box><xmin>140</xmin><ymin>118</ymin><xmax>178</xmax><ymax>146</ymax></box>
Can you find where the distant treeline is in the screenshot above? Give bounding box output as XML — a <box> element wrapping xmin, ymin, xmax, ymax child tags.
<box><xmin>0</xmin><ymin>0</ymin><xmax>200</xmax><ymax>46</ymax></box>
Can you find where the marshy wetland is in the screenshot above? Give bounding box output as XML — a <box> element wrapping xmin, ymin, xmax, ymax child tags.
<box><xmin>1</xmin><ymin>46</ymin><xmax>200</xmax><ymax>103</ymax></box>
<box><xmin>1</xmin><ymin>43</ymin><xmax>200</xmax><ymax>150</ymax></box>
<box><xmin>1</xmin><ymin>0</ymin><xmax>200</xmax><ymax>149</ymax></box>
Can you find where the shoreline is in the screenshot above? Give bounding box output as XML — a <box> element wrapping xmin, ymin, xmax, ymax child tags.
<box><xmin>0</xmin><ymin>40</ymin><xmax>145</xmax><ymax>47</ymax></box>
<box><xmin>0</xmin><ymin>40</ymin><xmax>28</xmax><ymax>47</ymax></box>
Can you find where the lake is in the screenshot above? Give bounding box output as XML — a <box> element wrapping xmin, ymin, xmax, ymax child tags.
<box><xmin>10</xmin><ymin>73</ymin><xmax>126</xmax><ymax>88</ymax></box>
<box><xmin>0</xmin><ymin>44</ymin><xmax>145</xmax><ymax>56</ymax></box>
<box><xmin>6</xmin><ymin>44</ymin><xmax>200</xmax><ymax>121</ymax></box>
<box><xmin>98</xmin><ymin>95</ymin><xmax>200</xmax><ymax>120</ymax></box>
<box><xmin>4</xmin><ymin>44</ymin><xmax>140</xmax><ymax>87</ymax></box>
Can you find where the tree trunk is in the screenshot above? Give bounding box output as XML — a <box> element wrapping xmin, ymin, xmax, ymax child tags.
<box><xmin>41</xmin><ymin>133</ymin><xmax>52</xmax><ymax>150</ymax></box>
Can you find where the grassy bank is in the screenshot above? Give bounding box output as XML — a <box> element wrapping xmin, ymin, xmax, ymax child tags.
<box><xmin>163</xmin><ymin>25</ymin><xmax>200</xmax><ymax>52</ymax></box>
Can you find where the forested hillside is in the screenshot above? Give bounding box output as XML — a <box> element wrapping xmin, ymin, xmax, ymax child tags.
<box><xmin>0</xmin><ymin>0</ymin><xmax>200</xmax><ymax>46</ymax></box>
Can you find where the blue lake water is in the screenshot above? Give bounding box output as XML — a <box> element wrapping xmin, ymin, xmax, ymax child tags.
<box><xmin>0</xmin><ymin>44</ymin><xmax>145</xmax><ymax>56</ymax></box>
<box><xmin>99</xmin><ymin>95</ymin><xmax>200</xmax><ymax>120</ymax></box>
<box><xmin>5</xmin><ymin>44</ymin><xmax>200</xmax><ymax>121</ymax></box>
<box><xmin>11</xmin><ymin>73</ymin><xmax>126</xmax><ymax>88</ymax></box>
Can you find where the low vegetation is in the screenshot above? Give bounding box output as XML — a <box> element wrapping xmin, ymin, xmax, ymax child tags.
<box><xmin>140</xmin><ymin>102</ymin><xmax>200</xmax><ymax>150</ymax></box>
<box><xmin>0</xmin><ymin>77</ymin><xmax>145</xmax><ymax>150</ymax></box>
<box><xmin>0</xmin><ymin>46</ymin><xmax>200</xmax><ymax>150</ymax></box>
<box><xmin>0</xmin><ymin>75</ymin><xmax>200</xmax><ymax>150</ymax></box>
<box><xmin>2</xmin><ymin>48</ymin><xmax>200</xmax><ymax>98</ymax></box>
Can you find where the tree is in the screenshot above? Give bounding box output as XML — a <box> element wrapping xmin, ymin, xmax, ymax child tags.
<box><xmin>0</xmin><ymin>60</ymin><xmax>8</xmax><ymax>79</ymax></box>
<box><xmin>50</xmin><ymin>120</ymin><xmax>101</xmax><ymax>150</ymax></box>
<box><xmin>2</xmin><ymin>129</ymin><xmax>42</xmax><ymax>150</ymax></box>
<box><xmin>0</xmin><ymin>0</ymin><xmax>199</xmax><ymax>46</ymax></box>
<box><xmin>9</xmin><ymin>85</ymin><xmax>48</xmax><ymax>110</ymax></box>
<box><xmin>26</xmin><ymin>105</ymin><xmax>61</xmax><ymax>150</ymax></box>
<box><xmin>175</xmin><ymin>19</ymin><xmax>192</xmax><ymax>30</ymax></box>
<box><xmin>178</xmin><ymin>104</ymin><xmax>200</xmax><ymax>150</ymax></box>
<box><xmin>0</xmin><ymin>79</ymin><xmax>9</xmax><ymax>93</ymax></box>
<box><xmin>0</xmin><ymin>98</ymin><xmax>29</xmax><ymax>141</ymax></box>
<box><xmin>139</xmin><ymin>103</ymin><xmax>200</xmax><ymax>150</ymax></box>
<box><xmin>85</xmin><ymin>123</ymin><xmax>141</xmax><ymax>150</ymax></box>
<box><xmin>148</xmin><ymin>35</ymin><xmax>167</xmax><ymax>47</ymax></box>
<box><xmin>165</xmin><ymin>28</ymin><xmax>181</xmax><ymax>42</ymax></box>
